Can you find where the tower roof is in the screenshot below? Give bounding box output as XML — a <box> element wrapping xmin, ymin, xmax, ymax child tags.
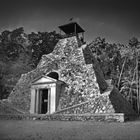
<box><xmin>58</xmin><ymin>22</ymin><xmax>85</xmax><ymax>34</ymax></box>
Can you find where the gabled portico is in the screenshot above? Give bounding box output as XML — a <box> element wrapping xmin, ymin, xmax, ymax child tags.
<box><xmin>30</xmin><ymin>75</ymin><xmax>64</xmax><ymax>114</ymax></box>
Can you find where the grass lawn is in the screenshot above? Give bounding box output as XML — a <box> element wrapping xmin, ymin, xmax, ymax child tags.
<box><xmin>0</xmin><ymin>120</ymin><xmax>140</xmax><ymax>140</ymax></box>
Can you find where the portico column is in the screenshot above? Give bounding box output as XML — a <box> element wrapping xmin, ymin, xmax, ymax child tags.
<box><xmin>30</xmin><ymin>88</ymin><xmax>36</xmax><ymax>114</ymax></box>
<box><xmin>50</xmin><ymin>86</ymin><xmax>56</xmax><ymax>114</ymax></box>
<box><xmin>35</xmin><ymin>89</ymin><xmax>39</xmax><ymax>114</ymax></box>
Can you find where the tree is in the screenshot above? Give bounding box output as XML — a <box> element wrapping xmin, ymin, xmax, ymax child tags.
<box><xmin>118</xmin><ymin>37</ymin><xmax>140</xmax><ymax>113</ymax></box>
<box><xmin>89</xmin><ymin>37</ymin><xmax>122</xmax><ymax>80</ymax></box>
<box><xmin>28</xmin><ymin>31</ymin><xmax>62</xmax><ymax>67</ymax></box>
<box><xmin>0</xmin><ymin>27</ymin><xmax>62</xmax><ymax>99</ymax></box>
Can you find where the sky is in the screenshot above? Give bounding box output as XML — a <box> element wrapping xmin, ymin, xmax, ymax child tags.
<box><xmin>0</xmin><ymin>0</ymin><xmax>140</xmax><ymax>44</ymax></box>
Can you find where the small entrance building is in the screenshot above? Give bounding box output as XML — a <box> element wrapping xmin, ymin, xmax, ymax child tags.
<box><xmin>30</xmin><ymin>74</ymin><xmax>65</xmax><ymax>114</ymax></box>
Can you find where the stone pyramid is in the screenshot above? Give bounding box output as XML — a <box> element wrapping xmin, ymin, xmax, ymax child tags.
<box><xmin>36</xmin><ymin>36</ymin><xmax>101</xmax><ymax>110</ymax></box>
<box><xmin>8</xmin><ymin>36</ymin><xmax>136</xmax><ymax>116</ymax></box>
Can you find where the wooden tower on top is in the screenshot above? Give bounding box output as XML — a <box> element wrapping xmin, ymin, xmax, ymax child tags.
<box><xmin>58</xmin><ymin>22</ymin><xmax>85</xmax><ymax>42</ymax></box>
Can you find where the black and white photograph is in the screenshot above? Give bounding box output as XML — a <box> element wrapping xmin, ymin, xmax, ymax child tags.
<box><xmin>0</xmin><ymin>0</ymin><xmax>140</xmax><ymax>139</ymax></box>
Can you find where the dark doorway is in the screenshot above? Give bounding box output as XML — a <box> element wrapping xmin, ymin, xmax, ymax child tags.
<box><xmin>41</xmin><ymin>89</ymin><xmax>48</xmax><ymax>114</ymax></box>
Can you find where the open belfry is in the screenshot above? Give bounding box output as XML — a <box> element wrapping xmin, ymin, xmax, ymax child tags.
<box><xmin>9</xmin><ymin>22</ymin><xmax>136</xmax><ymax>122</ymax></box>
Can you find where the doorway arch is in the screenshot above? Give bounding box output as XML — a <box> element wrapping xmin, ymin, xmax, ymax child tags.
<box><xmin>47</xmin><ymin>72</ymin><xmax>59</xmax><ymax>80</ymax></box>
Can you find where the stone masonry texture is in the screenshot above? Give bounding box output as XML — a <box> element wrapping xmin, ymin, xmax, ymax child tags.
<box><xmin>8</xmin><ymin>36</ymin><xmax>136</xmax><ymax>117</ymax></box>
<box><xmin>9</xmin><ymin>36</ymin><xmax>100</xmax><ymax>111</ymax></box>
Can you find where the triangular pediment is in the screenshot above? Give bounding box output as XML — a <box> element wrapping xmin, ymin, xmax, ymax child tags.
<box><xmin>32</xmin><ymin>75</ymin><xmax>57</xmax><ymax>85</ymax></box>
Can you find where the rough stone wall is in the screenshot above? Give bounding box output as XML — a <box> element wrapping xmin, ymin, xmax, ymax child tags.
<box><xmin>0</xmin><ymin>114</ymin><xmax>125</xmax><ymax>122</ymax></box>
<box><xmin>8</xmin><ymin>69</ymin><xmax>45</xmax><ymax>111</ymax></box>
<box><xmin>54</xmin><ymin>86</ymin><xmax>136</xmax><ymax>116</ymax></box>
<box><xmin>9</xmin><ymin>36</ymin><xmax>100</xmax><ymax>111</ymax></box>
<box><xmin>0</xmin><ymin>101</ymin><xmax>24</xmax><ymax>115</ymax></box>
<box><xmin>53</xmin><ymin>81</ymin><xmax>115</xmax><ymax>114</ymax></box>
<box><xmin>54</xmin><ymin>94</ymin><xmax>115</xmax><ymax>114</ymax></box>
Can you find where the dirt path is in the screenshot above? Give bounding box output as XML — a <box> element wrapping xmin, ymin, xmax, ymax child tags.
<box><xmin>0</xmin><ymin>120</ymin><xmax>140</xmax><ymax>140</ymax></box>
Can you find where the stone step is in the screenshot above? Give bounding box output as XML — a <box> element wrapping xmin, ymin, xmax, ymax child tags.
<box><xmin>0</xmin><ymin>113</ymin><xmax>125</xmax><ymax>122</ymax></box>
